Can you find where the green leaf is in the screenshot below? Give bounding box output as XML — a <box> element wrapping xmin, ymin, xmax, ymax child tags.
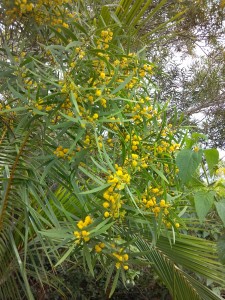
<box><xmin>78</xmin><ymin>166</ymin><xmax>105</xmax><ymax>185</ymax></box>
<box><xmin>40</xmin><ymin>228</ymin><xmax>72</xmax><ymax>239</ymax></box>
<box><xmin>204</xmin><ymin>149</ymin><xmax>219</xmax><ymax>175</ymax></box>
<box><xmin>65</xmin><ymin>41</ymin><xmax>81</xmax><ymax>50</ymax></box>
<box><xmin>83</xmin><ymin>244</ymin><xmax>94</xmax><ymax>277</ymax></box>
<box><xmin>91</xmin><ymin>220</ymin><xmax>114</xmax><ymax>238</ymax></box>
<box><xmin>100</xmin><ymin>6</ymin><xmax>112</xmax><ymax>25</ymax></box>
<box><xmin>111</xmin><ymin>74</ymin><xmax>133</xmax><ymax>95</ymax></box>
<box><xmin>70</xmin><ymin>91</ymin><xmax>81</xmax><ymax>115</ymax></box>
<box><xmin>215</xmin><ymin>200</ymin><xmax>225</xmax><ymax>227</ymax></box>
<box><xmin>79</xmin><ymin>183</ymin><xmax>111</xmax><ymax>195</ymax></box>
<box><xmin>194</xmin><ymin>190</ymin><xmax>215</xmax><ymax>223</ymax></box>
<box><xmin>109</xmin><ymin>268</ymin><xmax>120</xmax><ymax>298</ymax></box>
<box><xmin>55</xmin><ymin>244</ymin><xmax>75</xmax><ymax>267</ymax></box>
<box><xmin>71</xmin><ymin>21</ymin><xmax>88</xmax><ymax>35</ymax></box>
<box><xmin>151</xmin><ymin>164</ymin><xmax>169</xmax><ymax>184</ymax></box>
<box><xmin>176</xmin><ymin>149</ymin><xmax>203</xmax><ymax>183</ymax></box>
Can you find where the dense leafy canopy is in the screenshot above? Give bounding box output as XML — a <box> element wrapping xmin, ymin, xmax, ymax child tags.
<box><xmin>0</xmin><ymin>1</ymin><xmax>225</xmax><ymax>299</ymax></box>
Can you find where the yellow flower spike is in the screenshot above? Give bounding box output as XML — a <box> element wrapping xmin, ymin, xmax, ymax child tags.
<box><xmin>123</xmin><ymin>265</ymin><xmax>129</xmax><ymax>270</ymax></box>
<box><xmin>175</xmin><ymin>223</ymin><xmax>180</xmax><ymax>228</ymax></box>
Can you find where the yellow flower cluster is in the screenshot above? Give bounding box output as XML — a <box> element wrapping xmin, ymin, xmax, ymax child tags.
<box><xmin>35</xmin><ymin>98</ymin><xmax>44</xmax><ymax>111</ymax></box>
<box><xmin>124</xmin><ymin>131</ymin><xmax>142</xmax><ymax>152</ymax></box>
<box><xmin>141</xmin><ymin>186</ymin><xmax>180</xmax><ymax>229</ymax></box>
<box><xmin>15</xmin><ymin>0</ymin><xmax>34</xmax><ymax>14</ymax></box>
<box><xmin>54</xmin><ymin>146</ymin><xmax>73</xmax><ymax>160</ymax></box>
<box><xmin>107</xmin><ymin>117</ymin><xmax>121</xmax><ymax>131</ymax></box>
<box><xmin>94</xmin><ymin>242</ymin><xmax>105</xmax><ymax>253</ymax></box>
<box><xmin>113</xmin><ymin>250</ymin><xmax>129</xmax><ymax>270</ymax></box>
<box><xmin>4</xmin><ymin>0</ymin><xmax>73</xmax><ymax>30</ymax></box>
<box><xmin>0</xmin><ymin>103</ymin><xmax>11</xmax><ymax>111</ymax></box>
<box><xmin>139</xmin><ymin>63</ymin><xmax>153</xmax><ymax>77</ymax></box>
<box><xmin>103</xmin><ymin>165</ymin><xmax>130</xmax><ymax>219</ymax></box>
<box><xmin>124</xmin><ymin>153</ymin><xmax>149</xmax><ymax>170</ymax></box>
<box><xmin>73</xmin><ymin>216</ymin><xmax>93</xmax><ymax>244</ymax></box>
<box><xmin>124</xmin><ymin>98</ymin><xmax>157</xmax><ymax>124</ymax></box>
<box><xmin>75</xmin><ymin>47</ymin><xmax>86</xmax><ymax>59</ymax></box>
<box><xmin>107</xmin><ymin>165</ymin><xmax>131</xmax><ymax>189</ymax></box>
<box><xmin>97</xmin><ymin>29</ymin><xmax>113</xmax><ymax>50</ymax></box>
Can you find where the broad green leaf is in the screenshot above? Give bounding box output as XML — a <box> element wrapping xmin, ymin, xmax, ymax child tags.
<box><xmin>176</xmin><ymin>149</ymin><xmax>203</xmax><ymax>183</ymax></box>
<box><xmin>194</xmin><ymin>190</ymin><xmax>215</xmax><ymax>223</ymax></box>
<box><xmin>204</xmin><ymin>149</ymin><xmax>219</xmax><ymax>175</ymax></box>
<box><xmin>215</xmin><ymin>200</ymin><xmax>225</xmax><ymax>227</ymax></box>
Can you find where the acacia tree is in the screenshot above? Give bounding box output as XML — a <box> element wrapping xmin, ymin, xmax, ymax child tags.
<box><xmin>0</xmin><ymin>1</ymin><xmax>225</xmax><ymax>299</ymax></box>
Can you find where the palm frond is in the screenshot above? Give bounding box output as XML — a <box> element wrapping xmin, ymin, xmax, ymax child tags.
<box><xmin>116</xmin><ymin>225</ymin><xmax>224</xmax><ymax>300</ymax></box>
